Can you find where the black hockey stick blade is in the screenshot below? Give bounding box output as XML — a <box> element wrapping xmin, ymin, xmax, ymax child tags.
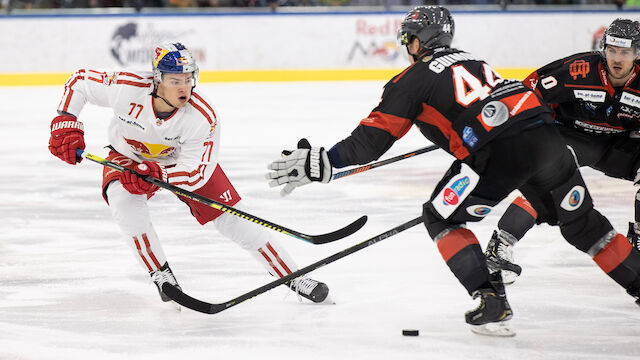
<box><xmin>162</xmin><ymin>216</ymin><xmax>424</xmax><ymax>314</ymax></box>
<box><xmin>77</xmin><ymin>149</ymin><xmax>367</xmax><ymax>245</ymax></box>
<box><xmin>304</xmin><ymin>215</ymin><xmax>368</xmax><ymax>244</ymax></box>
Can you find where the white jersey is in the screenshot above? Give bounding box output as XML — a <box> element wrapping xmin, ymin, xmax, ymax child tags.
<box><xmin>58</xmin><ymin>69</ymin><xmax>220</xmax><ymax>192</ymax></box>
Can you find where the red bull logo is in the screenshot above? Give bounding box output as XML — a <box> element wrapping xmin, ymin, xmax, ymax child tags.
<box><xmin>124</xmin><ymin>137</ymin><xmax>175</xmax><ymax>159</ymax></box>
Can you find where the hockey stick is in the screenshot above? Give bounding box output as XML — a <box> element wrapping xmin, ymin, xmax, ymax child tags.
<box><xmin>76</xmin><ymin>149</ymin><xmax>367</xmax><ymax>245</ymax></box>
<box><xmin>161</xmin><ymin>216</ymin><xmax>423</xmax><ymax>314</ymax></box>
<box><xmin>331</xmin><ymin>145</ymin><xmax>438</xmax><ymax>180</ymax></box>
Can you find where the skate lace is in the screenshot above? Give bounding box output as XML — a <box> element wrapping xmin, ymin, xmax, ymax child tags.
<box><xmin>290</xmin><ymin>276</ymin><xmax>318</xmax><ymax>296</ymax></box>
<box><xmin>495</xmin><ymin>233</ymin><xmax>515</xmax><ymax>262</ymax></box>
<box><xmin>150</xmin><ymin>268</ymin><xmax>177</xmax><ymax>287</ymax></box>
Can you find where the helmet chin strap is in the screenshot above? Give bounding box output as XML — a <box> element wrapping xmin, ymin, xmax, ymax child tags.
<box><xmin>151</xmin><ymin>87</ymin><xmax>177</xmax><ymax>110</ymax></box>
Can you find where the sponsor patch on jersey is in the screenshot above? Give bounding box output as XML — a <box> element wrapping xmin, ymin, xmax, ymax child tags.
<box><xmin>481</xmin><ymin>101</ymin><xmax>509</xmax><ymax>127</ymax></box>
<box><xmin>573</xmin><ymin>90</ymin><xmax>606</xmax><ymax>102</ymax></box>
<box><xmin>462</xmin><ymin>126</ymin><xmax>478</xmax><ymax>147</ymax></box>
<box><xmin>621</xmin><ymin>92</ymin><xmax>640</xmax><ymax>108</ymax></box>
<box><xmin>466</xmin><ymin>205</ymin><xmax>492</xmax><ymax>217</ymax></box>
<box><xmin>432</xmin><ymin>163</ymin><xmax>480</xmax><ymax>219</ymax></box>
<box><xmin>560</xmin><ymin>185</ymin><xmax>585</xmax><ymax>211</ymax></box>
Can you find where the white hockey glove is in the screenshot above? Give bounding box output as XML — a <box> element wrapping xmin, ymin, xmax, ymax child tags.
<box><xmin>266</xmin><ymin>138</ymin><xmax>332</xmax><ymax>196</ymax></box>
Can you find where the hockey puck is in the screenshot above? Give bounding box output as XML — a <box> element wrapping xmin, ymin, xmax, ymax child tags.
<box><xmin>402</xmin><ymin>329</ymin><xmax>419</xmax><ymax>336</ymax></box>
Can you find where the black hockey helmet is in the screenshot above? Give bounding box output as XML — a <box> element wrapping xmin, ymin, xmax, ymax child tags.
<box><xmin>398</xmin><ymin>6</ymin><xmax>454</xmax><ymax>55</ymax></box>
<box><xmin>601</xmin><ymin>18</ymin><xmax>640</xmax><ymax>55</ymax></box>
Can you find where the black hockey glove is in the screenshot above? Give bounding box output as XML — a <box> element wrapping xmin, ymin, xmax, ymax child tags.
<box><xmin>266</xmin><ymin>138</ymin><xmax>332</xmax><ymax>196</ymax></box>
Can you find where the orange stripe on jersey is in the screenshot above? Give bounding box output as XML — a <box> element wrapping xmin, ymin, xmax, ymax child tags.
<box><xmin>416</xmin><ymin>104</ymin><xmax>470</xmax><ymax>160</ymax></box>
<box><xmin>360</xmin><ymin>111</ymin><xmax>412</xmax><ymax>139</ymax></box>
<box><xmin>513</xmin><ymin>196</ymin><xmax>537</xmax><ymax>219</ymax></box>
<box><xmin>188</xmin><ymin>98</ymin><xmax>214</xmax><ymax>125</ymax></box>
<box><xmin>593</xmin><ymin>234</ymin><xmax>632</xmax><ymax>273</ymax></box>
<box><xmin>116</xmin><ymin>80</ymin><xmax>150</xmax><ymax>88</ymax></box>
<box><xmin>192</xmin><ymin>92</ymin><xmax>217</xmax><ymax>119</ymax></box>
<box><xmin>436</xmin><ymin>228</ymin><xmax>479</xmax><ymax>262</ymax></box>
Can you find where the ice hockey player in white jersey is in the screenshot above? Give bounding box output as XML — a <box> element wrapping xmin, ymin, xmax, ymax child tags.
<box><xmin>48</xmin><ymin>42</ymin><xmax>330</xmax><ymax>305</ymax></box>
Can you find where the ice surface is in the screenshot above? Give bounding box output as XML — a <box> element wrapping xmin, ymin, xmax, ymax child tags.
<box><xmin>1</xmin><ymin>82</ymin><xmax>639</xmax><ymax>360</ymax></box>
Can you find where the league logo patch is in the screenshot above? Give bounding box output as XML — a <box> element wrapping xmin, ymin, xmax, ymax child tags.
<box><xmin>462</xmin><ymin>126</ymin><xmax>478</xmax><ymax>148</ymax></box>
<box><xmin>466</xmin><ymin>205</ymin><xmax>492</xmax><ymax>217</ymax></box>
<box><xmin>560</xmin><ymin>185</ymin><xmax>585</xmax><ymax>211</ymax></box>
<box><xmin>443</xmin><ymin>176</ymin><xmax>471</xmax><ymax>205</ymax></box>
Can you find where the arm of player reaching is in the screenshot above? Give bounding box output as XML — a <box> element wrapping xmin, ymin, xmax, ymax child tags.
<box><xmin>267</xmin><ymin>110</ymin><xmax>411</xmax><ymax>196</ymax></box>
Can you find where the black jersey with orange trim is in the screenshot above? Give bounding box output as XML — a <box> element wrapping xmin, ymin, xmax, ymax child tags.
<box><xmin>329</xmin><ymin>48</ymin><xmax>550</xmax><ymax>167</ymax></box>
<box><xmin>523</xmin><ymin>51</ymin><xmax>640</xmax><ymax>135</ymax></box>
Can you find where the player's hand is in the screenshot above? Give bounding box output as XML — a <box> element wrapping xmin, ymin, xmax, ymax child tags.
<box><xmin>266</xmin><ymin>138</ymin><xmax>332</xmax><ymax>196</ymax></box>
<box><xmin>120</xmin><ymin>161</ymin><xmax>167</xmax><ymax>195</ymax></box>
<box><xmin>48</xmin><ymin>114</ymin><xmax>85</xmax><ymax>165</ymax></box>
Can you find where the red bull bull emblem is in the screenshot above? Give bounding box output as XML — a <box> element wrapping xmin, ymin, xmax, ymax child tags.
<box><xmin>124</xmin><ymin>137</ymin><xmax>175</xmax><ymax>159</ymax></box>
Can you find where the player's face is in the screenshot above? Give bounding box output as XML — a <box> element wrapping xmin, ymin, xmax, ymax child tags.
<box><xmin>157</xmin><ymin>73</ymin><xmax>194</xmax><ymax>108</ymax></box>
<box><xmin>605</xmin><ymin>45</ymin><xmax>637</xmax><ymax>84</ymax></box>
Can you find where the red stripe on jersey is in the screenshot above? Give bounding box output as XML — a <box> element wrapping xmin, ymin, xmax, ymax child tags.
<box><xmin>116</xmin><ymin>80</ymin><xmax>150</xmax><ymax>88</ymax></box>
<box><xmin>593</xmin><ymin>234</ymin><xmax>632</xmax><ymax>273</ymax></box>
<box><xmin>192</xmin><ymin>92</ymin><xmax>217</xmax><ymax>119</ymax></box>
<box><xmin>563</xmin><ymin>84</ymin><xmax>608</xmax><ymax>91</ymax></box>
<box><xmin>522</xmin><ymin>71</ymin><xmax>542</xmax><ymax>96</ymax></box>
<box><xmin>142</xmin><ymin>233</ymin><xmax>162</xmax><ymax>269</ymax></box>
<box><xmin>60</xmin><ymin>71</ymin><xmax>84</xmax><ymax>113</ymax></box>
<box><xmin>266</xmin><ymin>242</ymin><xmax>292</xmax><ymax>274</ymax></box>
<box><xmin>118</xmin><ymin>72</ymin><xmax>146</xmax><ymax>80</ymax></box>
<box><xmin>188</xmin><ymin>98</ymin><xmax>214</xmax><ymax>125</ymax></box>
<box><xmin>360</xmin><ymin>111</ymin><xmax>412</xmax><ymax>139</ymax></box>
<box><xmin>513</xmin><ymin>196</ymin><xmax>537</xmax><ymax>219</ymax></box>
<box><xmin>258</xmin><ymin>248</ymin><xmax>284</xmax><ymax>277</ymax></box>
<box><xmin>133</xmin><ymin>236</ymin><xmax>153</xmax><ymax>272</ymax></box>
<box><xmin>499</xmin><ymin>91</ymin><xmax>542</xmax><ymax>117</ymax></box>
<box><xmin>392</xmin><ymin>62</ymin><xmax>418</xmax><ymax>83</ymax></box>
<box><xmin>416</xmin><ymin>104</ymin><xmax>470</xmax><ymax>160</ymax></box>
<box><xmin>436</xmin><ymin>228</ymin><xmax>479</xmax><ymax>262</ymax></box>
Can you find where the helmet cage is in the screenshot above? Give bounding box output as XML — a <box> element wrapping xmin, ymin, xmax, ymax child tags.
<box><xmin>152</xmin><ymin>42</ymin><xmax>199</xmax><ymax>88</ymax></box>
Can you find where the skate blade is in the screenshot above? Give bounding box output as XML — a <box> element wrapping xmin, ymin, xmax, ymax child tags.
<box><xmin>502</xmin><ymin>270</ymin><xmax>518</xmax><ymax>285</ymax></box>
<box><xmin>470</xmin><ymin>321</ymin><xmax>516</xmax><ymax>337</ymax></box>
<box><xmin>319</xmin><ymin>294</ymin><xmax>336</xmax><ymax>305</ymax></box>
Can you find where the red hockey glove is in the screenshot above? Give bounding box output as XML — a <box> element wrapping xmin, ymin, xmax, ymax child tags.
<box><xmin>119</xmin><ymin>161</ymin><xmax>167</xmax><ymax>195</ymax></box>
<box><xmin>48</xmin><ymin>115</ymin><xmax>85</xmax><ymax>165</ymax></box>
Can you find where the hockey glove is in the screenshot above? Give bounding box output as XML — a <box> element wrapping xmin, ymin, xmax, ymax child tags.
<box><xmin>48</xmin><ymin>114</ymin><xmax>85</xmax><ymax>165</ymax></box>
<box><xmin>267</xmin><ymin>138</ymin><xmax>332</xmax><ymax>196</ymax></box>
<box><xmin>120</xmin><ymin>161</ymin><xmax>167</xmax><ymax>196</ymax></box>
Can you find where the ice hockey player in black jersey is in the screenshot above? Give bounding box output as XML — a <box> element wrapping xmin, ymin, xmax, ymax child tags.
<box><xmin>266</xmin><ymin>7</ymin><xmax>640</xmax><ymax>336</ymax></box>
<box><xmin>482</xmin><ymin>18</ymin><xmax>640</xmax><ymax>285</ymax></box>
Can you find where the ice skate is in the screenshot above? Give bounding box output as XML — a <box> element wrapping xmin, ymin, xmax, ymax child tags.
<box><xmin>626</xmin><ymin>284</ymin><xmax>640</xmax><ymax>307</ymax></box>
<box><xmin>485</xmin><ymin>230</ymin><xmax>522</xmax><ymax>285</ymax></box>
<box><xmin>150</xmin><ymin>262</ymin><xmax>182</xmax><ymax>303</ymax></box>
<box><xmin>465</xmin><ymin>273</ymin><xmax>515</xmax><ymax>337</ymax></box>
<box><xmin>626</xmin><ymin>222</ymin><xmax>640</xmax><ymax>252</ymax></box>
<box><xmin>286</xmin><ymin>276</ymin><xmax>331</xmax><ymax>304</ymax></box>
